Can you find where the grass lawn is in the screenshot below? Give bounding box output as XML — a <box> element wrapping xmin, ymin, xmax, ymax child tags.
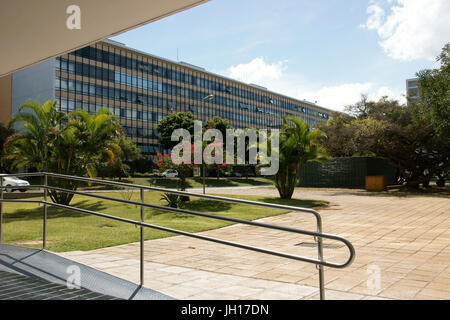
<box><xmin>80</xmin><ymin>177</ymin><xmax>274</xmax><ymax>190</ymax></box>
<box><xmin>1</xmin><ymin>191</ymin><xmax>327</xmax><ymax>253</ymax></box>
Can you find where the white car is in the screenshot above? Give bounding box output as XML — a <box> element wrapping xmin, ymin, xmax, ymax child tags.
<box><xmin>160</xmin><ymin>170</ymin><xmax>178</xmax><ymax>178</ymax></box>
<box><xmin>0</xmin><ymin>175</ymin><xmax>30</xmax><ymax>192</ymax></box>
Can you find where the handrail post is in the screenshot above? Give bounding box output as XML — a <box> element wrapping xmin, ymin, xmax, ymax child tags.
<box><xmin>140</xmin><ymin>187</ymin><xmax>145</xmax><ymax>287</ymax></box>
<box><xmin>316</xmin><ymin>219</ymin><xmax>325</xmax><ymax>300</ymax></box>
<box><xmin>43</xmin><ymin>173</ymin><xmax>48</xmax><ymax>250</ymax></box>
<box><xmin>0</xmin><ymin>175</ymin><xmax>3</xmax><ymax>244</ymax></box>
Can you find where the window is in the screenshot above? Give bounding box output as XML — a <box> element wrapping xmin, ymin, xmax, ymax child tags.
<box><xmin>61</xmin><ymin>60</ymin><xmax>68</xmax><ymax>72</ymax></box>
<box><xmin>68</xmin><ymin>62</ymin><xmax>75</xmax><ymax>73</ymax></box>
<box><xmin>68</xmin><ymin>100</ymin><xmax>75</xmax><ymax>112</ymax></box>
<box><xmin>76</xmin><ymin>81</ymin><xmax>83</xmax><ymax>94</ymax></box>
<box><xmin>68</xmin><ymin>79</ymin><xmax>75</xmax><ymax>92</ymax></box>
<box><xmin>83</xmin><ymin>83</ymin><xmax>89</xmax><ymax>95</ymax></box>
<box><xmin>115</xmin><ymin>71</ymin><xmax>121</xmax><ymax>83</ymax></box>
<box><xmin>82</xmin><ymin>64</ymin><xmax>89</xmax><ymax>77</ymax></box>
<box><xmin>60</xmin><ymin>98</ymin><xmax>68</xmax><ymax>112</ymax></box>
<box><xmin>168</xmin><ymin>101</ymin><xmax>176</xmax><ymax>111</ymax></box>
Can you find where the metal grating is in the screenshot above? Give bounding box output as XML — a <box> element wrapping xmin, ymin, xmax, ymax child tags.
<box><xmin>0</xmin><ymin>270</ymin><xmax>120</xmax><ymax>300</ymax></box>
<box><xmin>0</xmin><ymin>244</ymin><xmax>174</xmax><ymax>300</ymax></box>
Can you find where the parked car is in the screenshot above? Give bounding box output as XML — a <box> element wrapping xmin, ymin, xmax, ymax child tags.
<box><xmin>0</xmin><ymin>174</ymin><xmax>30</xmax><ymax>192</ymax></box>
<box><xmin>233</xmin><ymin>172</ymin><xmax>243</xmax><ymax>177</ymax></box>
<box><xmin>160</xmin><ymin>169</ymin><xmax>179</xmax><ymax>178</ymax></box>
<box><xmin>222</xmin><ymin>171</ymin><xmax>233</xmax><ymax>177</ymax></box>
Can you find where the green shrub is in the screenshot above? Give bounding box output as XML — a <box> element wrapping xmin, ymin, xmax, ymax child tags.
<box><xmin>160</xmin><ymin>193</ymin><xmax>183</xmax><ymax>208</ymax></box>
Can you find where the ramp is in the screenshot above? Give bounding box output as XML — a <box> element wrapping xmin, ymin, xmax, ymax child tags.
<box><xmin>0</xmin><ymin>244</ymin><xmax>173</xmax><ymax>300</ymax></box>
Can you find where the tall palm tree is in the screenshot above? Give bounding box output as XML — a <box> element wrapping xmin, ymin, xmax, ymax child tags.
<box><xmin>49</xmin><ymin>126</ymin><xmax>84</xmax><ymax>204</ymax></box>
<box><xmin>4</xmin><ymin>100</ymin><xmax>66</xmax><ymax>171</ymax></box>
<box><xmin>275</xmin><ymin>116</ymin><xmax>328</xmax><ymax>199</ymax></box>
<box><xmin>69</xmin><ymin>108</ymin><xmax>122</xmax><ymax>177</ymax></box>
<box><xmin>4</xmin><ymin>102</ymin><xmax>123</xmax><ymax>205</ymax></box>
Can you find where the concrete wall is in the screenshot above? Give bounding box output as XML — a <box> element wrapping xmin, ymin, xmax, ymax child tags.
<box><xmin>11</xmin><ymin>59</ymin><xmax>55</xmax><ymax>127</ymax></box>
<box><xmin>0</xmin><ymin>74</ymin><xmax>12</xmax><ymax>126</ymax></box>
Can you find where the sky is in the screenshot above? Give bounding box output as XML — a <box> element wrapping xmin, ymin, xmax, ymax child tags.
<box><xmin>112</xmin><ymin>0</ymin><xmax>450</xmax><ymax>112</ymax></box>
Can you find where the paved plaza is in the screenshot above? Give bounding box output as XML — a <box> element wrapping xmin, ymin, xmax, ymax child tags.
<box><xmin>59</xmin><ymin>187</ymin><xmax>450</xmax><ymax>300</ymax></box>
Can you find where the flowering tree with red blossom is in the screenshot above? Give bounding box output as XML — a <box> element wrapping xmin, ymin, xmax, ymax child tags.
<box><xmin>203</xmin><ymin>140</ymin><xmax>232</xmax><ymax>180</ymax></box>
<box><xmin>156</xmin><ymin>113</ymin><xmax>235</xmax><ymax>193</ymax></box>
<box><xmin>155</xmin><ymin>152</ymin><xmax>196</xmax><ymax>193</ymax></box>
<box><xmin>203</xmin><ymin>117</ymin><xmax>234</xmax><ymax>180</ymax></box>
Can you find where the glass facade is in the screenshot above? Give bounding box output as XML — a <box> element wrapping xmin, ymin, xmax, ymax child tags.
<box><xmin>54</xmin><ymin>41</ymin><xmax>332</xmax><ymax>156</ymax></box>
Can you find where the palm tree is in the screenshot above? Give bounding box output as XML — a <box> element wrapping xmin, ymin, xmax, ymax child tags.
<box><xmin>49</xmin><ymin>126</ymin><xmax>84</xmax><ymax>204</ymax></box>
<box><xmin>4</xmin><ymin>100</ymin><xmax>66</xmax><ymax>171</ymax></box>
<box><xmin>69</xmin><ymin>108</ymin><xmax>122</xmax><ymax>177</ymax></box>
<box><xmin>275</xmin><ymin>117</ymin><xmax>328</xmax><ymax>199</ymax></box>
<box><xmin>4</xmin><ymin>101</ymin><xmax>123</xmax><ymax>205</ymax></box>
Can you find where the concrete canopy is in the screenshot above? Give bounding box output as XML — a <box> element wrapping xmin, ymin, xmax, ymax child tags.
<box><xmin>0</xmin><ymin>0</ymin><xmax>209</xmax><ymax>77</ymax></box>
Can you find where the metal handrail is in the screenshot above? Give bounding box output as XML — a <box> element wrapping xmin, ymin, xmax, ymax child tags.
<box><xmin>0</xmin><ymin>172</ymin><xmax>356</xmax><ymax>300</ymax></box>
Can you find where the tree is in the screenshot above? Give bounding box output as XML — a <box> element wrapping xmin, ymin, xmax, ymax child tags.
<box><xmin>5</xmin><ymin>101</ymin><xmax>66</xmax><ymax>172</ymax></box>
<box><xmin>320</xmin><ymin>95</ymin><xmax>449</xmax><ymax>189</ymax></box>
<box><xmin>0</xmin><ymin>123</ymin><xmax>15</xmax><ymax>172</ymax></box>
<box><xmin>155</xmin><ymin>152</ymin><xmax>194</xmax><ymax>195</ymax></box>
<box><xmin>5</xmin><ymin>101</ymin><xmax>123</xmax><ymax>204</ymax></box>
<box><xmin>97</xmin><ymin>135</ymin><xmax>141</xmax><ymax>180</ymax></box>
<box><xmin>157</xmin><ymin>112</ymin><xmax>195</xmax><ymax>195</ymax></box>
<box><xmin>415</xmin><ymin>43</ymin><xmax>450</xmax><ymax>186</ymax></box>
<box><xmin>157</xmin><ymin>112</ymin><xmax>236</xmax><ymax>188</ymax></box>
<box><xmin>204</xmin><ymin>116</ymin><xmax>234</xmax><ymax>180</ymax></box>
<box><xmin>204</xmin><ymin>116</ymin><xmax>231</xmax><ymax>138</ymax></box>
<box><xmin>128</xmin><ymin>158</ymin><xmax>155</xmax><ymax>175</ymax></box>
<box><xmin>157</xmin><ymin>112</ymin><xmax>194</xmax><ymax>151</ymax></box>
<box><xmin>416</xmin><ymin>43</ymin><xmax>450</xmax><ymax>137</ymax></box>
<box><xmin>69</xmin><ymin>108</ymin><xmax>122</xmax><ymax>176</ymax></box>
<box><xmin>114</xmin><ymin>136</ymin><xmax>141</xmax><ymax>180</ymax></box>
<box><xmin>318</xmin><ymin>46</ymin><xmax>449</xmax><ymax>189</ymax></box>
<box><xmin>318</xmin><ymin>112</ymin><xmax>358</xmax><ymax>157</ymax></box>
<box><xmin>275</xmin><ymin>117</ymin><xmax>328</xmax><ymax>199</ymax></box>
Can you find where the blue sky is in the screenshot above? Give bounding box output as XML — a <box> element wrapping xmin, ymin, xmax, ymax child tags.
<box><xmin>112</xmin><ymin>0</ymin><xmax>450</xmax><ymax>111</ymax></box>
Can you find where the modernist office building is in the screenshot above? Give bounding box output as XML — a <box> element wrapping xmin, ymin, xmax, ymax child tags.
<box><xmin>406</xmin><ymin>78</ymin><xmax>419</xmax><ymax>105</ymax></box>
<box><xmin>3</xmin><ymin>39</ymin><xmax>333</xmax><ymax>156</ymax></box>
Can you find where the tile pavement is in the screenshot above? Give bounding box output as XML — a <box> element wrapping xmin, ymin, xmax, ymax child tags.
<box><xmin>58</xmin><ymin>188</ymin><xmax>450</xmax><ymax>300</ymax></box>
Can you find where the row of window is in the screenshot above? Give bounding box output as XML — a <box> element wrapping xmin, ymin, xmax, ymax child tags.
<box><xmin>69</xmin><ymin>47</ymin><xmax>330</xmax><ymax>119</ymax></box>
<box><xmin>57</xmin><ymin>58</ymin><xmax>304</xmax><ymax>118</ymax></box>
<box><xmin>57</xmin><ymin>96</ymin><xmax>164</xmax><ymax>122</ymax></box>
<box><xmin>57</xmin><ymin>97</ymin><xmax>161</xmax><ymax>141</ymax></box>
<box><xmin>122</xmin><ymin>125</ymin><xmax>159</xmax><ymax>139</ymax></box>
<box><xmin>137</xmin><ymin>144</ymin><xmax>161</xmax><ymax>155</ymax></box>
<box><xmin>55</xmin><ymin>77</ymin><xmax>290</xmax><ymax>126</ymax></box>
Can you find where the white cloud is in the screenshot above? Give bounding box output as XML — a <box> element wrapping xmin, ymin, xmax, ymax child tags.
<box><xmin>227</xmin><ymin>57</ymin><xmax>286</xmax><ymax>86</ymax></box>
<box><xmin>361</xmin><ymin>0</ymin><xmax>450</xmax><ymax>61</ymax></box>
<box><xmin>301</xmin><ymin>84</ymin><xmax>405</xmax><ymax>111</ymax></box>
<box><xmin>222</xmin><ymin>58</ymin><xmax>404</xmax><ymax>112</ymax></box>
<box><xmin>301</xmin><ymin>83</ymin><xmax>373</xmax><ymax>110</ymax></box>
